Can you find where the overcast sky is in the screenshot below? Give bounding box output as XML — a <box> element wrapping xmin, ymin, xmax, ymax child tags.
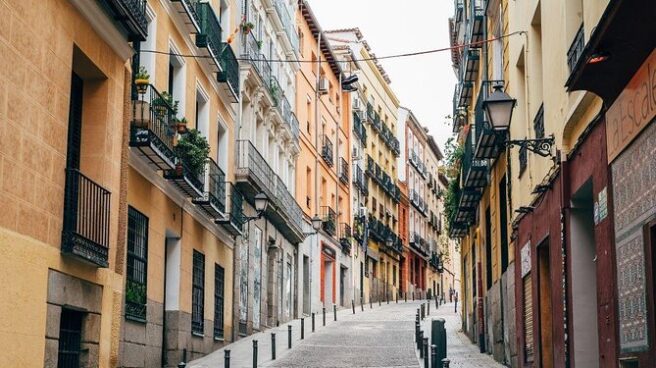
<box><xmin>308</xmin><ymin>0</ymin><xmax>457</xmax><ymax>152</ymax></box>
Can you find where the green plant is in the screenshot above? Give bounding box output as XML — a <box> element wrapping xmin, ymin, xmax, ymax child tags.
<box><xmin>256</xmin><ymin>40</ymin><xmax>263</xmax><ymax>49</ymax></box>
<box><xmin>175</xmin><ymin>129</ymin><xmax>210</xmax><ymax>177</ymax></box>
<box><xmin>444</xmin><ymin>178</ymin><xmax>461</xmax><ymax>233</ymax></box>
<box><xmin>153</xmin><ymin>91</ymin><xmax>179</xmax><ymax>117</ymax></box>
<box><xmin>241</xmin><ymin>21</ymin><xmax>255</xmax><ymax>33</ymax></box>
<box><xmin>135</xmin><ymin>66</ymin><xmax>150</xmax><ymax>81</ymax></box>
<box><xmin>125</xmin><ymin>280</ymin><xmax>146</xmax><ymax>304</ymax></box>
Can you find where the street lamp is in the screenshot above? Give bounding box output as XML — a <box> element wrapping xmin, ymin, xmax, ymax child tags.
<box><xmin>483</xmin><ymin>84</ymin><xmax>556</xmax><ymax>160</ymax></box>
<box><xmin>385</xmin><ymin>237</ymin><xmax>393</xmax><ymax>249</ymax></box>
<box><xmin>244</xmin><ymin>192</ymin><xmax>270</xmax><ymax>224</ymax></box>
<box><xmin>311</xmin><ymin>214</ymin><xmax>323</xmax><ymax>233</ymax></box>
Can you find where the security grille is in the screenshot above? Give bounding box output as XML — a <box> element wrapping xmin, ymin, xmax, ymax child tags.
<box><xmin>192</xmin><ymin>250</ymin><xmax>205</xmax><ymax>335</ymax></box>
<box><xmin>57</xmin><ymin>309</ymin><xmax>83</xmax><ymax>368</ymax></box>
<box><xmin>126</xmin><ymin>207</ymin><xmax>148</xmax><ymax>321</ymax></box>
<box><xmin>214</xmin><ymin>264</ymin><xmax>225</xmax><ymax>339</ymax></box>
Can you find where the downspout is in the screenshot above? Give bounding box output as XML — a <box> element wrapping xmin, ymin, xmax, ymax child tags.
<box><xmin>560</xmin><ymin>157</ymin><xmax>571</xmax><ymax>368</ymax></box>
<box><xmin>311</xmin><ymin>26</ymin><xmax>322</xmax><ymax>312</ymax></box>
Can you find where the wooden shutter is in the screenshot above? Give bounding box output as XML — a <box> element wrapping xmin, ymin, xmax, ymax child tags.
<box><xmin>523</xmin><ymin>273</ymin><xmax>534</xmax><ymax>363</ymax></box>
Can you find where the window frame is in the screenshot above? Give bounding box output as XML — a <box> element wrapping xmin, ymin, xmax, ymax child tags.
<box><xmin>192</xmin><ymin>250</ymin><xmax>206</xmax><ymax>336</ymax></box>
<box><xmin>125</xmin><ymin>206</ymin><xmax>149</xmax><ymax>322</ymax></box>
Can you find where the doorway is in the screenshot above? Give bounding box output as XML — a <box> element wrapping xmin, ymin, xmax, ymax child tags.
<box><xmin>303</xmin><ymin>255</ymin><xmax>310</xmax><ymax>315</ymax></box>
<box><xmin>537</xmin><ymin>239</ymin><xmax>553</xmax><ymax>368</ymax></box>
<box><xmin>570</xmin><ymin>180</ymin><xmax>599</xmax><ymax>367</ymax></box>
<box><xmin>340</xmin><ymin>266</ymin><xmax>347</xmax><ymax>306</ymax></box>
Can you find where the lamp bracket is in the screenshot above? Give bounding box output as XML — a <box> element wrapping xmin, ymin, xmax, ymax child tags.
<box><xmin>506</xmin><ymin>135</ymin><xmax>556</xmax><ymax>160</ymax></box>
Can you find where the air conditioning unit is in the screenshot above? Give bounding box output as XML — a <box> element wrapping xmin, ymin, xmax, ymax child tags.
<box><xmin>353</xmin><ymin>98</ymin><xmax>361</xmax><ymax>110</ymax></box>
<box><xmin>318</xmin><ymin>77</ymin><xmax>329</xmax><ymax>94</ymax></box>
<box><xmin>358</xmin><ymin>206</ymin><xmax>367</xmax><ymax>218</ymax></box>
<box><xmin>357</xmin><ymin>110</ymin><xmax>367</xmax><ymax>122</ymax></box>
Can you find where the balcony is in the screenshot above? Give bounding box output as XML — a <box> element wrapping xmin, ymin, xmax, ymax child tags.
<box><xmin>235</xmin><ymin>140</ymin><xmax>305</xmax><ymax>242</ymax></box>
<box><xmin>368</xmin><ymin>215</ymin><xmax>390</xmax><ymax>244</ymax></box>
<box><xmin>321</xmin><ymin>206</ymin><xmax>337</xmax><ymax>236</ymax></box>
<box><xmin>457</xmin><ymin>81</ymin><xmax>474</xmax><ymax>108</ymax></box>
<box><xmin>462</xmin><ymin>130</ymin><xmax>488</xmax><ymax>189</ymax></box>
<box><xmin>170</xmin><ymin>0</ymin><xmax>201</xmax><ymax>33</ymax></box>
<box><xmin>382</xmin><ymin>232</ymin><xmax>403</xmax><ymax>255</ymax></box>
<box><xmin>567</xmin><ymin>25</ymin><xmax>585</xmax><ymax>75</ymax></box>
<box><xmin>366</xmin><ymin>155</ymin><xmax>375</xmax><ymax>176</ymax></box>
<box><xmin>353</xmin><ymin>216</ymin><xmax>365</xmax><ymax>242</ymax></box>
<box><xmin>473</xmin><ymin>87</ymin><xmax>501</xmax><ymax>159</ymax></box>
<box><xmin>62</xmin><ymin>168</ymin><xmax>111</xmax><ymax>267</ymax></box>
<box><xmin>164</xmin><ymin>157</ymin><xmax>206</xmax><ymax>198</ymax></box>
<box><xmin>469</xmin><ymin>0</ymin><xmax>484</xmax><ymax>45</ymax></box>
<box><xmin>410</xmin><ymin>232</ymin><xmax>429</xmax><ymax>257</ymax></box>
<box><xmin>339</xmin><ymin>157</ymin><xmax>349</xmax><ymax>185</ymax></box>
<box><xmin>100</xmin><ymin>0</ymin><xmax>148</xmax><ymax>41</ymax></box>
<box><xmin>271</xmin><ymin>0</ymin><xmax>299</xmax><ymax>54</ymax></box>
<box><xmin>130</xmin><ymin>84</ymin><xmax>177</xmax><ymax>171</ymax></box>
<box><xmin>241</xmin><ymin>32</ymin><xmax>277</xmax><ymax>106</ymax></box>
<box><xmin>462</xmin><ymin>48</ymin><xmax>480</xmax><ymax>83</ymax></box>
<box><xmin>279</xmin><ymin>95</ymin><xmax>300</xmax><ymax>141</ymax></box>
<box><xmin>353</xmin><ymin>111</ymin><xmax>367</xmax><ymax>146</ymax></box>
<box><xmin>195</xmin><ymin>2</ymin><xmax>222</xmax><ymax>73</ymax></box>
<box><xmin>321</xmin><ymin>135</ymin><xmax>334</xmax><ymax>166</ymax></box>
<box><xmin>217</xmin><ymin>43</ymin><xmax>240</xmax><ymax>102</ymax></box>
<box><xmin>192</xmin><ymin>158</ymin><xmax>226</xmax><ymax>218</ymax></box>
<box><xmin>339</xmin><ymin>223</ymin><xmax>352</xmax><ymax>254</ymax></box>
<box><xmin>215</xmin><ymin>183</ymin><xmax>244</xmax><ymax>236</ymax></box>
<box><xmin>353</xmin><ymin>165</ymin><xmax>364</xmax><ymax>193</ymax></box>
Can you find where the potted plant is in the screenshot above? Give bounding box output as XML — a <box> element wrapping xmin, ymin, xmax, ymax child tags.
<box><xmin>256</xmin><ymin>40</ymin><xmax>263</xmax><ymax>50</ymax></box>
<box><xmin>175</xmin><ymin>117</ymin><xmax>188</xmax><ymax>134</ymax></box>
<box><xmin>134</xmin><ymin>66</ymin><xmax>150</xmax><ymax>94</ymax></box>
<box><xmin>153</xmin><ymin>92</ymin><xmax>179</xmax><ymax>120</ymax></box>
<box><xmin>174</xmin><ymin>129</ymin><xmax>210</xmax><ymax>178</ymax></box>
<box><xmin>241</xmin><ymin>21</ymin><xmax>254</xmax><ymax>34</ymax></box>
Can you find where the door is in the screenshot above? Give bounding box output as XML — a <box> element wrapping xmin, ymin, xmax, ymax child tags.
<box><xmin>538</xmin><ymin>240</ymin><xmax>553</xmax><ymax>368</ymax></box>
<box><xmin>340</xmin><ymin>267</ymin><xmax>346</xmax><ymax>306</ymax></box>
<box><xmin>303</xmin><ymin>255</ymin><xmax>310</xmax><ymax>314</ymax></box>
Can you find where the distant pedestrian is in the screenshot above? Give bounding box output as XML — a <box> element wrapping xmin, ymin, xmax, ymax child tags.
<box><xmin>454</xmin><ymin>292</ymin><xmax>458</xmax><ymax>313</ymax></box>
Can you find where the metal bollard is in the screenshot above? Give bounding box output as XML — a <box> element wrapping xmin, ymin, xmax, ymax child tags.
<box><xmin>225</xmin><ymin>349</ymin><xmax>231</xmax><ymax>368</ymax></box>
<box><xmin>423</xmin><ymin>337</ymin><xmax>429</xmax><ymax>368</ymax></box>
<box><xmin>361</xmin><ymin>297</ymin><xmax>364</xmax><ymax>311</ymax></box>
<box><xmin>379</xmin><ymin>298</ymin><xmax>381</xmax><ymax>306</ymax></box>
<box><xmin>387</xmin><ymin>292</ymin><xmax>389</xmax><ymax>304</ymax></box>
<box><xmin>418</xmin><ymin>330</ymin><xmax>424</xmax><ymax>356</ymax></box>
<box><xmin>252</xmin><ymin>340</ymin><xmax>258</xmax><ymax>368</ymax></box>
<box><xmin>352</xmin><ymin>300</ymin><xmax>355</xmax><ymax>314</ymax></box>
<box><xmin>396</xmin><ymin>293</ymin><xmax>398</xmax><ymax>303</ymax></box>
<box><xmin>312</xmin><ymin>312</ymin><xmax>315</xmax><ymax>332</ymax></box>
<box><xmin>301</xmin><ymin>318</ymin><xmax>305</xmax><ymax>340</ymax></box>
<box><xmin>415</xmin><ymin>321</ymin><xmax>420</xmax><ymax>346</ymax></box>
<box><xmin>323</xmin><ymin>307</ymin><xmax>326</xmax><ymax>326</ymax></box>
<box><xmin>442</xmin><ymin>358</ymin><xmax>451</xmax><ymax>368</ymax></box>
<box><xmin>271</xmin><ymin>333</ymin><xmax>276</xmax><ymax>360</ymax></box>
<box><xmin>405</xmin><ymin>292</ymin><xmax>407</xmax><ymax>303</ymax></box>
<box><xmin>333</xmin><ymin>304</ymin><xmax>337</xmax><ymax>321</ymax></box>
<box><xmin>413</xmin><ymin>291</ymin><xmax>415</xmax><ymax>301</ymax></box>
<box><xmin>421</xmin><ymin>304</ymin><xmax>425</xmax><ymax>320</ymax></box>
<box><xmin>431</xmin><ymin>344</ymin><xmax>437</xmax><ymax>368</ymax></box>
<box><xmin>427</xmin><ymin>301</ymin><xmax>430</xmax><ymax>316</ymax></box>
<box><xmin>288</xmin><ymin>325</ymin><xmax>292</xmax><ymax>349</ymax></box>
<box><xmin>370</xmin><ymin>296</ymin><xmax>373</xmax><ymax>309</ymax></box>
<box><xmin>435</xmin><ymin>294</ymin><xmax>439</xmax><ymax>309</ymax></box>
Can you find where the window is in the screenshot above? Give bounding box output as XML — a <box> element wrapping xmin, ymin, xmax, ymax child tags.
<box><xmin>214</xmin><ymin>264</ymin><xmax>225</xmax><ymax>339</ymax></box>
<box><xmin>58</xmin><ymin>309</ymin><xmax>83</xmax><ymax>368</ymax></box>
<box><xmin>392</xmin><ymin>265</ymin><xmax>397</xmax><ymax>285</ymax></box>
<box><xmin>126</xmin><ymin>207</ymin><xmax>149</xmax><ymax>321</ymax></box>
<box><xmin>192</xmin><ymin>250</ymin><xmax>205</xmax><ymax>335</ymax></box>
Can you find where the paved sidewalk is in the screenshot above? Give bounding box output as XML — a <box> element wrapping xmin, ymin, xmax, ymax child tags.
<box><xmin>419</xmin><ymin>302</ymin><xmax>506</xmax><ymax>368</ymax></box>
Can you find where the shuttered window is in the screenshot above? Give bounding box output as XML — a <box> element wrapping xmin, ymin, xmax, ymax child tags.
<box><xmin>523</xmin><ymin>273</ymin><xmax>534</xmax><ymax>363</ymax></box>
<box><xmin>192</xmin><ymin>250</ymin><xmax>205</xmax><ymax>335</ymax></box>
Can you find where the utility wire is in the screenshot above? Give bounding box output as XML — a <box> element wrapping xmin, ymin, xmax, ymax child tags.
<box><xmin>139</xmin><ymin>30</ymin><xmax>524</xmax><ymax>64</ymax></box>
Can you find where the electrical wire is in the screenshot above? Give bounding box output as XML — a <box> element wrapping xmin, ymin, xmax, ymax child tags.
<box><xmin>139</xmin><ymin>30</ymin><xmax>525</xmax><ymax>64</ymax></box>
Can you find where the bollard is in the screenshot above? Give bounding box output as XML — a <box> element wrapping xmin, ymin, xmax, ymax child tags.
<box><xmin>435</xmin><ymin>294</ymin><xmax>439</xmax><ymax>309</ymax></box>
<box><xmin>413</xmin><ymin>291</ymin><xmax>415</xmax><ymax>301</ymax></box>
<box><xmin>442</xmin><ymin>358</ymin><xmax>451</xmax><ymax>368</ymax></box>
<box><xmin>427</xmin><ymin>301</ymin><xmax>430</xmax><ymax>316</ymax></box>
<box><xmin>379</xmin><ymin>297</ymin><xmax>381</xmax><ymax>306</ymax></box>
<box><xmin>431</xmin><ymin>318</ymin><xmax>447</xmax><ymax>364</ymax></box>
<box><xmin>431</xmin><ymin>344</ymin><xmax>437</xmax><ymax>368</ymax></box>
<box><xmin>225</xmin><ymin>349</ymin><xmax>231</xmax><ymax>368</ymax></box>
<box><xmin>421</xmin><ymin>304</ymin><xmax>425</xmax><ymax>320</ymax></box>
<box><xmin>361</xmin><ymin>297</ymin><xmax>364</xmax><ymax>311</ymax></box>
<box><xmin>271</xmin><ymin>333</ymin><xmax>276</xmax><ymax>360</ymax></box>
<box><xmin>323</xmin><ymin>307</ymin><xmax>326</xmax><ymax>326</ymax></box>
<box><xmin>177</xmin><ymin>363</ymin><xmax>185</xmax><ymax>368</ymax></box>
<box><xmin>423</xmin><ymin>337</ymin><xmax>429</xmax><ymax>368</ymax></box>
<box><xmin>300</xmin><ymin>318</ymin><xmax>305</xmax><ymax>340</ymax></box>
<box><xmin>405</xmin><ymin>292</ymin><xmax>407</xmax><ymax>303</ymax></box>
<box><xmin>415</xmin><ymin>321</ymin><xmax>420</xmax><ymax>347</ymax></box>
<box><xmin>333</xmin><ymin>304</ymin><xmax>337</xmax><ymax>321</ymax></box>
<box><xmin>312</xmin><ymin>312</ymin><xmax>315</xmax><ymax>332</ymax></box>
<box><xmin>288</xmin><ymin>325</ymin><xmax>292</xmax><ymax>349</ymax></box>
<box><xmin>370</xmin><ymin>296</ymin><xmax>373</xmax><ymax>309</ymax></box>
<box><xmin>418</xmin><ymin>330</ymin><xmax>424</xmax><ymax>356</ymax></box>
<box><xmin>396</xmin><ymin>293</ymin><xmax>398</xmax><ymax>303</ymax></box>
<box><xmin>387</xmin><ymin>292</ymin><xmax>389</xmax><ymax>304</ymax></box>
<box><xmin>252</xmin><ymin>340</ymin><xmax>258</xmax><ymax>368</ymax></box>
<box><xmin>352</xmin><ymin>300</ymin><xmax>355</xmax><ymax>314</ymax></box>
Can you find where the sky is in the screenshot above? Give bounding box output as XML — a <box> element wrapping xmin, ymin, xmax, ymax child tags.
<box><xmin>307</xmin><ymin>0</ymin><xmax>457</xmax><ymax>152</ymax></box>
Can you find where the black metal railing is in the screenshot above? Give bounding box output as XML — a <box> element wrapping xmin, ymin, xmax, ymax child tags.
<box><xmin>218</xmin><ymin>43</ymin><xmax>240</xmax><ymax>96</ymax></box>
<box><xmin>567</xmin><ymin>24</ymin><xmax>585</xmax><ymax>74</ymax></box>
<box><xmin>172</xmin><ymin>0</ymin><xmax>201</xmax><ymax>28</ymax></box>
<box><xmin>164</xmin><ymin>156</ymin><xmax>206</xmax><ymax>196</ymax></box>
<box><xmin>533</xmin><ymin>104</ymin><xmax>545</xmax><ymax>139</ymax></box>
<box><xmin>272</xmin><ymin>0</ymin><xmax>299</xmax><ymax>53</ymax></box>
<box><xmin>103</xmin><ymin>0</ymin><xmax>148</xmax><ymax>41</ymax></box>
<box><xmin>339</xmin><ymin>157</ymin><xmax>349</xmax><ymax>184</ymax></box>
<box><xmin>353</xmin><ymin>111</ymin><xmax>367</xmax><ymax>145</ymax></box>
<box><xmin>339</xmin><ymin>223</ymin><xmax>351</xmax><ymax>253</ymax></box>
<box><xmin>227</xmin><ymin>183</ymin><xmax>244</xmax><ymax>231</ymax></box>
<box><xmin>321</xmin><ymin>206</ymin><xmax>336</xmax><ymax>236</ymax></box>
<box><xmin>62</xmin><ymin>168</ymin><xmax>111</xmax><ymax>267</ymax></box>
<box><xmin>366</xmin><ymin>155</ymin><xmax>375</xmax><ymax>175</ymax></box>
<box><xmin>130</xmin><ymin>84</ymin><xmax>177</xmax><ymax>169</ymax></box>
<box><xmin>207</xmin><ymin>159</ymin><xmax>226</xmax><ymax>213</ymax></box>
<box><xmin>321</xmin><ymin>135</ymin><xmax>334</xmax><ymax>166</ymax></box>
<box><xmin>366</xmin><ymin>102</ymin><xmax>375</xmax><ymax>122</ymax></box>
<box><xmin>195</xmin><ymin>2</ymin><xmax>222</xmax><ymax>65</ymax></box>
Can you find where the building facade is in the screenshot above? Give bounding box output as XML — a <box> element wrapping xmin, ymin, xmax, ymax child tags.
<box><xmin>234</xmin><ymin>0</ymin><xmax>304</xmax><ymax>339</ymax></box>
<box><xmin>295</xmin><ymin>0</ymin><xmax>353</xmax><ymax>315</ymax></box>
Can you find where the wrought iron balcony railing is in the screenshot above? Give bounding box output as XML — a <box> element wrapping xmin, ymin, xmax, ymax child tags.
<box><xmin>353</xmin><ymin>111</ymin><xmax>367</xmax><ymax>145</ymax></box>
<box><xmin>321</xmin><ymin>135</ymin><xmax>334</xmax><ymax>166</ymax></box>
<box><xmin>279</xmin><ymin>95</ymin><xmax>300</xmax><ymax>141</ymax></box>
<box><xmin>195</xmin><ymin>2</ymin><xmax>222</xmax><ymax>72</ymax></box>
<box><xmin>171</xmin><ymin>0</ymin><xmax>201</xmax><ymax>33</ymax></box>
<box><xmin>339</xmin><ymin>157</ymin><xmax>349</xmax><ymax>184</ymax></box>
<box><xmin>272</xmin><ymin>0</ymin><xmax>299</xmax><ymax>53</ymax></box>
<box><xmin>164</xmin><ymin>156</ymin><xmax>206</xmax><ymax>198</ymax></box>
<box><xmin>62</xmin><ymin>168</ymin><xmax>111</xmax><ymax>267</ymax></box>
<box><xmin>473</xmin><ymin>84</ymin><xmax>501</xmax><ymax>159</ymax></box>
<box><xmin>235</xmin><ymin>140</ymin><xmax>304</xmax><ymax>241</ymax></box>
<box><xmin>218</xmin><ymin>43</ymin><xmax>240</xmax><ymax>101</ymax></box>
<box><xmin>567</xmin><ymin>24</ymin><xmax>585</xmax><ymax>74</ymax></box>
<box><xmin>339</xmin><ymin>223</ymin><xmax>352</xmax><ymax>253</ymax></box>
<box><xmin>462</xmin><ymin>130</ymin><xmax>488</xmax><ymax>189</ymax></box>
<box><xmin>101</xmin><ymin>0</ymin><xmax>148</xmax><ymax>41</ymax></box>
<box><xmin>130</xmin><ymin>84</ymin><xmax>177</xmax><ymax>171</ymax></box>
<box><xmin>216</xmin><ymin>182</ymin><xmax>244</xmax><ymax>236</ymax></box>
<box><xmin>366</xmin><ymin>155</ymin><xmax>375</xmax><ymax>176</ymax></box>
<box><xmin>192</xmin><ymin>158</ymin><xmax>226</xmax><ymax>218</ymax></box>
<box><xmin>366</xmin><ymin>102</ymin><xmax>375</xmax><ymax>122</ymax></box>
<box><xmin>469</xmin><ymin>0</ymin><xmax>484</xmax><ymax>44</ymax></box>
<box><xmin>321</xmin><ymin>206</ymin><xmax>337</xmax><ymax>236</ymax></box>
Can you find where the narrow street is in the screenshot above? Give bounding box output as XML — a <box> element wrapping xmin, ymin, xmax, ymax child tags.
<box><xmin>188</xmin><ymin>302</ymin><xmax>504</xmax><ymax>367</ymax></box>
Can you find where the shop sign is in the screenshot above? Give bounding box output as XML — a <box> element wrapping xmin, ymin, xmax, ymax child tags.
<box><xmin>606</xmin><ymin>49</ymin><xmax>656</xmax><ymax>162</ymax></box>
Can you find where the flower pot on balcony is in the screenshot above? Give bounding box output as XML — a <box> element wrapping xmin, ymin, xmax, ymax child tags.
<box><xmin>176</xmin><ymin>118</ymin><xmax>188</xmax><ymax>135</ymax></box>
<box><xmin>134</xmin><ymin>66</ymin><xmax>150</xmax><ymax>95</ymax></box>
<box><xmin>132</xmin><ymin>100</ymin><xmax>151</xmax><ymax>128</ymax></box>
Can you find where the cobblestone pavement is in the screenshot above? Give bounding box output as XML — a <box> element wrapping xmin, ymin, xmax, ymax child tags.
<box><xmin>188</xmin><ymin>300</ymin><xmax>505</xmax><ymax>367</ymax></box>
